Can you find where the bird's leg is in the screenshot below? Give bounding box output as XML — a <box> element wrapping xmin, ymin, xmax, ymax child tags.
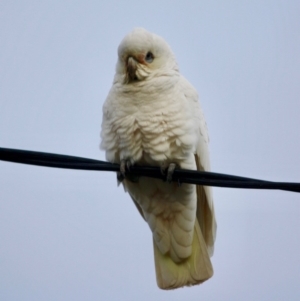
<box><xmin>166</xmin><ymin>163</ymin><xmax>176</xmax><ymax>183</ymax></box>
<box><xmin>117</xmin><ymin>159</ymin><xmax>131</xmax><ymax>182</ymax></box>
<box><xmin>117</xmin><ymin>159</ymin><xmax>139</xmax><ymax>183</ymax></box>
<box><xmin>117</xmin><ymin>160</ymin><xmax>125</xmax><ymax>182</ymax></box>
<box><xmin>160</xmin><ymin>161</ymin><xmax>167</xmax><ymax>176</ymax></box>
<box><xmin>161</xmin><ymin>162</ymin><xmax>177</xmax><ymax>183</ymax></box>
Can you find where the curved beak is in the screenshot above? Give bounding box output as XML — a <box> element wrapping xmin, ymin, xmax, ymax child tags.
<box><xmin>127</xmin><ymin>56</ymin><xmax>138</xmax><ymax>80</ymax></box>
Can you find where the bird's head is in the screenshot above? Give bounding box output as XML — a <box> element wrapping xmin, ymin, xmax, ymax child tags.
<box><xmin>115</xmin><ymin>28</ymin><xmax>178</xmax><ymax>84</ymax></box>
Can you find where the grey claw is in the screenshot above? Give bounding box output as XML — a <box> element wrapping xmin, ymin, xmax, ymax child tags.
<box><xmin>120</xmin><ymin>160</ymin><xmax>126</xmax><ymax>176</ymax></box>
<box><xmin>117</xmin><ymin>171</ymin><xmax>125</xmax><ymax>183</ymax></box>
<box><xmin>160</xmin><ymin>162</ymin><xmax>167</xmax><ymax>175</ymax></box>
<box><xmin>126</xmin><ymin>160</ymin><xmax>132</xmax><ymax>171</ymax></box>
<box><xmin>166</xmin><ymin>163</ymin><xmax>176</xmax><ymax>183</ymax></box>
<box><xmin>118</xmin><ymin>159</ymin><xmax>138</xmax><ymax>183</ymax></box>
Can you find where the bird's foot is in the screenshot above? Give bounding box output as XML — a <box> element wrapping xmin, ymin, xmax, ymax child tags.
<box><xmin>117</xmin><ymin>159</ymin><xmax>132</xmax><ymax>182</ymax></box>
<box><xmin>117</xmin><ymin>159</ymin><xmax>139</xmax><ymax>183</ymax></box>
<box><xmin>160</xmin><ymin>162</ymin><xmax>177</xmax><ymax>183</ymax></box>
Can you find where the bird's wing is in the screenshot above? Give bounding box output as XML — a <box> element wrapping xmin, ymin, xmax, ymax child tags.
<box><xmin>181</xmin><ymin>76</ymin><xmax>217</xmax><ymax>257</ymax></box>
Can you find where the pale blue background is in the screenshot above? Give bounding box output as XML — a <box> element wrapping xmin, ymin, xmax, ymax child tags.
<box><xmin>1</xmin><ymin>1</ymin><xmax>300</xmax><ymax>300</ymax></box>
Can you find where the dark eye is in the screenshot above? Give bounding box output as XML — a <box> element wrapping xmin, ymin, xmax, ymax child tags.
<box><xmin>145</xmin><ymin>51</ymin><xmax>154</xmax><ymax>63</ymax></box>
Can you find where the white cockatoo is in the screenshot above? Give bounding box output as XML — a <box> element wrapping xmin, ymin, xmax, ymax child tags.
<box><xmin>101</xmin><ymin>28</ymin><xmax>216</xmax><ymax>290</ymax></box>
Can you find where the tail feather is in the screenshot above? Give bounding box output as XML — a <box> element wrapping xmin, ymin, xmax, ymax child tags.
<box><xmin>154</xmin><ymin>220</ymin><xmax>213</xmax><ymax>290</ymax></box>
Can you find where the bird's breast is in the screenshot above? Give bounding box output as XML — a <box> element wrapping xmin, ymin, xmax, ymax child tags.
<box><xmin>108</xmin><ymin>101</ymin><xmax>196</xmax><ymax>165</ymax></box>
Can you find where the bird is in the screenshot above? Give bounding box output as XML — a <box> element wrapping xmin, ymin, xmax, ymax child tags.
<box><xmin>100</xmin><ymin>28</ymin><xmax>216</xmax><ymax>290</ymax></box>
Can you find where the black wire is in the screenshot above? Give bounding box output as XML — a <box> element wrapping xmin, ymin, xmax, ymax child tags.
<box><xmin>0</xmin><ymin>147</ymin><xmax>299</xmax><ymax>193</ymax></box>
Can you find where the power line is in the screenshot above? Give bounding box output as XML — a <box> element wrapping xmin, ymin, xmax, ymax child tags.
<box><xmin>0</xmin><ymin>147</ymin><xmax>299</xmax><ymax>193</ymax></box>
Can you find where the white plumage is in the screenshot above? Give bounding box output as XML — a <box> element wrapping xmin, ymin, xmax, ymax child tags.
<box><xmin>100</xmin><ymin>28</ymin><xmax>216</xmax><ymax>289</ymax></box>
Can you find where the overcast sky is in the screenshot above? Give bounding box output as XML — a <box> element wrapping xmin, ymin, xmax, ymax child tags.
<box><xmin>1</xmin><ymin>1</ymin><xmax>300</xmax><ymax>300</ymax></box>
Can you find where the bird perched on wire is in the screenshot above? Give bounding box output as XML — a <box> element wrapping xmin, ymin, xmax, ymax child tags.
<box><xmin>100</xmin><ymin>28</ymin><xmax>216</xmax><ymax>290</ymax></box>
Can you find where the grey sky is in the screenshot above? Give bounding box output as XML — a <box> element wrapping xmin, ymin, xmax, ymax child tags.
<box><xmin>1</xmin><ymin>1</ymin><xmax>300</xmax><ymax>300</ymax></box>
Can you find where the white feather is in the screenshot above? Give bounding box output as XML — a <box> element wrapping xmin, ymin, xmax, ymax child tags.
<box><xmin>100</xmin><ymin>28</ymin><xmax>216</xmax><ymax>289</ymax></box>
